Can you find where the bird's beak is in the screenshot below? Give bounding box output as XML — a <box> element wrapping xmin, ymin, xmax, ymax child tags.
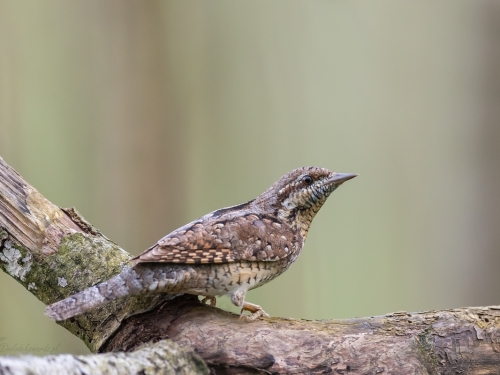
<box><xmin>327</xmin><ymin>173</ymin><xmax>358</xmax><ymax>185</ymax></box>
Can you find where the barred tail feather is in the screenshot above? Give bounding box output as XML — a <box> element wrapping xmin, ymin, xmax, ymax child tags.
<box><xmin>44</xmin><ymin>285</ymin><xmax>108</xmax><ymax>321</ymax></box>
<box><xmin>44</xmin><ymin>267</ymin><xmax>145</xmax><ymax>321</ymax></box>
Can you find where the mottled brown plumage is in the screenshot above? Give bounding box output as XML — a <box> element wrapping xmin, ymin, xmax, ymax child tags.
<box><xmin>133</xmin><ymin>213</ymin><xmax>297</xmax><ymax>264</ymax></box>
<box><xmin>45</xmin><ymin>167</ymin><xmax>356</xmax><ymax>321</ymax></box>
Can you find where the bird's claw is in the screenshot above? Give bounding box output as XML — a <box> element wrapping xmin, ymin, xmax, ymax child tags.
<box><xmin>239</xmin><ymin>308</ymin><xmax>270</xmax><ymax>322</ymax></box>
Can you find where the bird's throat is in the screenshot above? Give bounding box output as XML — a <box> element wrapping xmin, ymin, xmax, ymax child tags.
<box><xmin>276</xmin><ymin>206</ymin><xmax>317</xmax><ymax>239</ymax></box>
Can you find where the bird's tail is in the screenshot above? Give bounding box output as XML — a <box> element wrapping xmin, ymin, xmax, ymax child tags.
<box><xmin>44</xmin><ymin>265</ymin><xmax>164</xmax><ymax>321</ymax></box>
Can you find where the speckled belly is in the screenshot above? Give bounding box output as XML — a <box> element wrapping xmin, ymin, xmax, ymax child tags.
<box><xmin>182</xmin><ymin>261</ymin><xmax>286</xmax><ymax>297</ymax></box>
<box><xmin>136</xmin><ymin>257</ymin><xmax>296</xmax><ymax>298</ymax></box>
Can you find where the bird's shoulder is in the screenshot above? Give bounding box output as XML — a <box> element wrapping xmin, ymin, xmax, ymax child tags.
<box><xmin>132</xmin><ymin>200</ymin><xmax>301</xmax><ymax>264</ymax></box>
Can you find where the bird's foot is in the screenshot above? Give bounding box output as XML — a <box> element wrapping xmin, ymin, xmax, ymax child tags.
<box><xmin>201</xmin><ymin>296</ymin><xmax>217</xmax><ymax>307</ymax></box>
<box><xmin>239</xmin><ymin>302</ymin><xmax>270</xmax><ymax>322</ymax></box>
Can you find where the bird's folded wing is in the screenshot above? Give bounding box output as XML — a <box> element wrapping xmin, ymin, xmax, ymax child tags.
<box><xmin>132</xmin><ymin>214</ymin><xmax>298</xmax><ymax>264</ymax></box>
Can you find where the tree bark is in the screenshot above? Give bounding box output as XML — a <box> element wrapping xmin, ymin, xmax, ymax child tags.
<box><xmin>1</xmin><ymin>155</ymin><xmax>500</xmax><ymax>375</ymax></box>
<box><xmin>0</xmin><ymin>156</ymin><xmax>174</xmax><ymax>353</ymax></box>
<box><xmin>102</xmin><ymin>295</ymin><xmax>500</xmax><ymax>374</ymax></box>
<box><xmin>0</xmin><ymin>340</ymin><xmax>207</xmax><ymax>375</ymax></box>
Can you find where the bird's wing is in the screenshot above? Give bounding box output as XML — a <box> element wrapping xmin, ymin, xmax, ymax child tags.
<box><xmin>132</xmin><ymin>214</ymin><xmax>298</xmax><ymax>264</ymax></box>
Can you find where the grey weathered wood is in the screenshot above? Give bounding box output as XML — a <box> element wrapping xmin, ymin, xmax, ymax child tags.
<box><xmin>2</xmin><ymin>155</ymin><xmax>500</xmax><ymax>374</ymax></box>
<box><xmin>0</xmin><ymin>340</ymin><xmax>208</xmax><ymax>375</ymax></box>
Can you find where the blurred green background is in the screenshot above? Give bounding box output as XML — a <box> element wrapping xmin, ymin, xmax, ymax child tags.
<box><xmin>1</xmin><ymin>1</ymin><xmax>500</xmax><ymax>356</ymax></box>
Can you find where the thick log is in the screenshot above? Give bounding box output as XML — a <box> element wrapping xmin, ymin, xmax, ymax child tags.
<box><xmin>2</xmin><ymin>155</ymin><xmax>500</xmax><ymax>374</ymax></box>
<box><xmin>103</xmin><ymin>294</ymin><xmax>500</xmax><ymax>374</ymax></box>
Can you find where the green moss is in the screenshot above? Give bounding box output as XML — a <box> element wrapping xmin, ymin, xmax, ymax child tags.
<box><xmin>45</xmin><ymin>233</ymin><xmax>130</xmax><ymax>300</ymax></box>
<box><xmin>0</xmin><ymin>231</ymin><xmax>127</xmax><ymax>309</ymax></box>
<box><xmin>414</xmin><ymin>328</ymin><xmax>439</xmax><ymax>374</ymax></box>
<box><xmin>1</xmin><ymin>228</ymin><xmax>173</xmax><ymax>353</ymax></box>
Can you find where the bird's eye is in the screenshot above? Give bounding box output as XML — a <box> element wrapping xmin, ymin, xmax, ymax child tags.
<box><xmin>303</xmin><ymin>175</ymin><xmax>313</xmax><ymax>185</ymax></box>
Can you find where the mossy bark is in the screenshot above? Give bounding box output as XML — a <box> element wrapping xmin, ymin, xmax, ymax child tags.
<box><xmin>0</xmin><ymin>157</ymin><xmax>207</xmax><ymax>374</ymax></box>
<box><xmin>0</xmin><ymin>157</ymin><xmax>174</xmax><ymax>352</ymax></box>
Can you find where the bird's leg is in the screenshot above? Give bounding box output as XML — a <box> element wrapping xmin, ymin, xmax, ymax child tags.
<box><xmin>231</xmin><ymin>290</ymin><xmax>270</xmax><ymax>322</ymax></box>
<box><xmin>201</xmin><ymin>296</ymin><xmax>217</xmax><ymax>307</ymax></box>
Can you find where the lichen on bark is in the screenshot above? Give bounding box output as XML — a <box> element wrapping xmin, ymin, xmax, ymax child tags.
<box><xmin>0</xmin><ymin>231</ymin><xmax>47</xmax><ymax>301</ymax></box>
<box><xmin>0</xmin><ymin>340</ymin><xmax>208</xmax><ymax>375</ymax></box>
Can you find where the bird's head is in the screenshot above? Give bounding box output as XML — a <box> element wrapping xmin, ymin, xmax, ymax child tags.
<box><xmin>256</xmin><ymin>167</ymin><xmax>357</xmax><ymax>234</ymax></box>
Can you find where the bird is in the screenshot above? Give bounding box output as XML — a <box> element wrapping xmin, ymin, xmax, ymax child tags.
<box><xmin>45</xmin><ymin>167</ymin><xmax>357</xmax><ymax>322</ymax></box>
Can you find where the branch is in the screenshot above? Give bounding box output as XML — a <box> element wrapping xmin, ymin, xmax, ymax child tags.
<box><xmin>2</xmin><ymin>155</ymin><xmax>500</xmax><ymax>374</ymax></box>
<box><xmin>102</xmin><ymin>294</ymin><xmax>500</xmax><ymax>374</ymax></box>
<box><xmin>0</xmin><ymin>156</ymin><xmax>175</xmax><ymax>352</ymax></box>
<box><xmin>0</xmin><ymin>340</ymin><xmax>207</xmax><ymax>375</ymax></box>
